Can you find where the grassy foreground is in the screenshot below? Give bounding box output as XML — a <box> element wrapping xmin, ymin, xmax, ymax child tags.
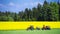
<box><xmin>0</xmin><ymin>29</ymin><xmax>60</xmax><ymax>34</ymax></box>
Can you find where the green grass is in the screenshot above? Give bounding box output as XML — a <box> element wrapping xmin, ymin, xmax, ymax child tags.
<box><xmin>0</xmin><ymin>29</ymin><xmax>60</xmax><ymax>34</ymax></box>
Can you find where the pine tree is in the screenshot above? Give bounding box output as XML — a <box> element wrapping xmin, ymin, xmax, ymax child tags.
<box><xmin>42</xmin><ymin>0</ymin><xmax>49</xmax><ymax>21</ymax></box>
<box><xmin>50</xmin><ymin>2</ymin><xmax>59</xmax><ymax>21</ymax></box>
<box><xmin>57</xmin><ymin>0</ymin><xmax>60</xmax><ymax>21</ymax></box>
<box><xmin>37</xmin><ymin>3</ymin><xmax>43</xmax><ymax>21</ymax></box>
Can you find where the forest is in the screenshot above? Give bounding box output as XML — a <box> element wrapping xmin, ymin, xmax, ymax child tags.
<box><xmin>0</xmin><ymin>0</ymin><xmax>60</xmax><ymax>21</ymax></box>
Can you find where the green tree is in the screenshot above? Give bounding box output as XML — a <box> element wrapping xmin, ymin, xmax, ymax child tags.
<box><xmin>24</xmin><ymin>8</ymin><xmax>29</xmax><ymax>20</ymax></box>
<box><xmin>28</xmin><ymin>9</ymin><xmax>33</xmax><ymax>21</ymax></box>
<box><xmin>13</xmin><ymin>13</ymin><xmax>19</xmax><ymax>21</ymax></box>
<box><xmin>50</xmin><ymin>2</ymin><xmax>59</xmax><ymax>21</ymax></box>
<box><xmin>57</xmin><ymin>0</ymin><xmax>60</xmax><ymax>20</ymax></box>
<box><xmin>24</xmin><ymin>8</ymin><xmax>34</xmax><ymax>21</ymax></box>
<box><xmin>0</xmin><ymin>16</ymin><xmax>13</xmax><ymax>21</ymax></box>
<box><xmin>32</xmin><ymin>7</ymin><xmax>38</xmax><ymax>21</ymax></box>
<box><xmin>42</xmin><ymin>0</ymin><xmax>49</xmax><ymax>21</ymax></box>
<box><xmin>37</xmin><ymin>3</ymin><xmax>43</xmax><ymax>21</ymax></box>
<box><xmin>18</xmin><ymin>11</ymin><xmax>26</xmax><ymax>21</ymax></box>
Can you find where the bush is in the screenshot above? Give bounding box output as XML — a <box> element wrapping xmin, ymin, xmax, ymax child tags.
<box><xmin>36</xmin><ymin>27</ymin><xmax>40</xmax><ymax>30</ymax></box>
<box><xmin>42</xmin><ymin>25</ymin><xmax>51</xmax><ymax>30</ymax></box>
<box><xmin>0</xmin><ymin>16</ymin><xmax>14</xmax><ymax>21</ymax></box>
<box><xmin>27</xmin><ymin>25</ymin><xmax>34</xmax><ymax>30</ymax></box>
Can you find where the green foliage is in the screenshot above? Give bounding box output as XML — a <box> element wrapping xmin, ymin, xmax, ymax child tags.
<box><xmin>50</xmin><ymin>2</ymin><xmax>59</xmax><ymax>21</ymax></box>
<box><xmin>0</xmin><ymin>16</ymin><xmax>14</xmax><ymax>21</ymax></box>
<box><xmin>0</xmin><ymin>0</ymin><xmax>60</xmax><ymax>21</ymax></box>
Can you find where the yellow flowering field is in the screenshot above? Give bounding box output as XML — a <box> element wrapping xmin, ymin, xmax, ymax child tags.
<box><xmin>0</xmin><ymin>22</ymin><xmax>60</xmax><ymax>30</ymax></box>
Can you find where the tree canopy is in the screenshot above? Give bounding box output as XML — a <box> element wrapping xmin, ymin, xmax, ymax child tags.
<box><xmin>0</xmin><ymin>0</ymin><xmax>60</xmax><ymax>21</ymax></box>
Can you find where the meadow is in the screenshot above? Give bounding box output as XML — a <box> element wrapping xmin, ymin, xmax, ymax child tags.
<box><xmin>0</xmin><ymin>29</ymin><xmax>60</xmax><ymax>34</ymax></box>
<box><xmin>0</xmin><ymin>22</ymin><xmax>60</xmax><ymax>30</ymax></box>
<box><xmin>0</xmin><ymin>22</ymin><xmax>60</xmax><ymax>34</ymax></box>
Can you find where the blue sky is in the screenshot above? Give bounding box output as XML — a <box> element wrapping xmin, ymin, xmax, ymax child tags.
<box><xmin>0</xmin><ymin>0</ymin><xmax>59</xmax><ymax>13</ymax></box>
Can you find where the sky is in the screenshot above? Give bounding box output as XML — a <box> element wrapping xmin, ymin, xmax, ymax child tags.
<box><xmin>0</xmin><ymin>0</ymin><xmax>59</xmax><ymax>13</ymax></box>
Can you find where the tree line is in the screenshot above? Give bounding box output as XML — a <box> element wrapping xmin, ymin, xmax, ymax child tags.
<box><xmin>0</xmin><ymin>0</ymin><xmax>60</xmax><ymax>21</ymax></box>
